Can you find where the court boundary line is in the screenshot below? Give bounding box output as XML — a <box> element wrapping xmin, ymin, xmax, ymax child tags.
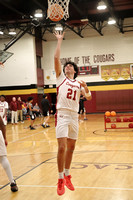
<box><xmin>1</xmin><ymin>184</ymin><xmax>133</xmax><ymax>191</ymax></box>
<box><xmin>9</xmin><ymin>139</ymin><xmax>133</xmax><ymax>143</ymax></box>
<box><xmin>7</xmin><ymin>149</ymin><xmax>133</xmax><ymax>157</ymax></box>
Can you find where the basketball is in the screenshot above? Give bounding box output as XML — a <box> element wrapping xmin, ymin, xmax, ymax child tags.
<box><xmin>111</xmin><ymin>124</ymin><xmax>116</xmax><ymax>129</ymax></box>
<box><xmin>47</xmin><ymin>4</ymin><xmax>64</xmax><ymax>22</ymax></box>
<box><xmin>129</xmin><ymin>123</ymin><xmax>133</xmax><ymax>128</ymax></box>
<box><xmin>106</xmin><ymin>118</ymin><xmax>111</xmax><ymax>123</ymax></box>
<box><xmin>116</xmin><ymin>117</ymin><xmax>121</xmax><ymax>122</ymax></box>
<box><xmin>105</xmin><ymin>111</ymin><xmax>110</xmax><ymax>117</ymax></box>
<box><xmin>111</xmin><ymin>111</ymin><xmax>116</xmax><ymax>117</ymax></box>
<box><xmin>129</xmin><ymin>117</ymin><xmax>133</xmax><ymax>122</ymax></box>
<box><xmin>123</xmin><ymin>117</ymin><xmax>128</xmax><ymax>122</ymax></box>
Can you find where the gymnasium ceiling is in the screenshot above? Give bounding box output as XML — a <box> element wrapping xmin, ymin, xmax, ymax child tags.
<box><xmin>0</xmin><ymin>0</ymin><xmax>133</xmax><ymax>41</ymax></box>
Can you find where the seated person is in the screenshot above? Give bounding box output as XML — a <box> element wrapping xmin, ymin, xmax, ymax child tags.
<box><xmin>33</xmin><ymin>103</ymin><xmax>41</xmax><ymax>117</ymax></box>
<box><xmin>22</xmin><ymin>105</ymin><xmax>27</xmax><ymax>115</ymax></box>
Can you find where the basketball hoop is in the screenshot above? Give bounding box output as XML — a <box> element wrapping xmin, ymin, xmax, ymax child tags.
<box><xmin>0</xmin><ymin>62</ymin><xmax>5</xmax><ymax>70</ymax></box>
<box><xmin>47</xmin><ymin>0</ymin><xmax>70</xmax><ymax>21</ymax></box>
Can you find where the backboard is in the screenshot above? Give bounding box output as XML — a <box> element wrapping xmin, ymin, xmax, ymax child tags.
<box><xmin>0</xmin><ymin>50</ymin><xmax>14</xmax><ymax>63</ymax></box>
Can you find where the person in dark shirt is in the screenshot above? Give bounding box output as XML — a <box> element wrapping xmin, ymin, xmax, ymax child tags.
<box><xmin>41</xmin><ymin>94</ymin><xmax>52</xmax><ymax>128</ymax></box>
<box><xmin>78</xmin><ymin>94</ymin><xmax>88</xmax><ymax>120</ymax></box>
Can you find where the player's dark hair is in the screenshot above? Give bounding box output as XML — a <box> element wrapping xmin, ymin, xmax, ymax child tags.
<box><xmin>27</xmin><ymin>97</ymin><xmax>33</xmax><ymax>102</ymax></box>
<box><xmin>0</xmin><ymin>95</ymin><xmax>6</xmax><ymax>99</ymax></box>
<box><xmin>63</xmin><ymin>61</ymin><xmax>79</xmax><ymax>79</ymax></box>
<box><xmin>43</xmin><ymin>94</ymin><xmax>47</xmax><ymax>98</ymax></box>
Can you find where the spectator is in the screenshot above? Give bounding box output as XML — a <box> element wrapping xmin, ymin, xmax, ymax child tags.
<box><xmin>10</xmin><ymin>97</ymin><xmax>18</xmax><ymax>125</ymax></box>
<box><xmin>17</xmin><ymin>97</ymin><xmax>24</xmax><ymax>123</ymax></box>
<box><xmin>22</xmin><ymin>101</ymin><xmax>27</xmax><ymax>115</ymax></box>
<box><xmin>0</xmin><ymin>95</ymin><xmax>8</xmax><ymax>131</ymax></box>
<box><xmin>33</xmin><ymin>103</ymin><xmax>41</xmax><ymax>117</ymax></box>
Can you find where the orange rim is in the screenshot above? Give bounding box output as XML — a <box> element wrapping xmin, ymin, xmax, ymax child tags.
<box><xmin>0</xmin><ymin>62</ymin><xmax>4</xmax><ymax>68</ymax></box>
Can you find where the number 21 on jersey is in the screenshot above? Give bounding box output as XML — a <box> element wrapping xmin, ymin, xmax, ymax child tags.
<box><xmin>66</xmin><ymin>88</ymin><xmax>77</xmax><ymax>101</ymax></box>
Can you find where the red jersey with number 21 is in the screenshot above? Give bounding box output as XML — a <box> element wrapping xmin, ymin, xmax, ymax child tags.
<box><xmin>56</xmin><ymin>71</ymin><xmax>82</xmax><ymax>113</ymax></box>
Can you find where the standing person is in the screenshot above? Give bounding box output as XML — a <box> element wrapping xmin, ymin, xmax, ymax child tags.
<box><xmin>17</xmin><ymin>97</ymin><xmax>24</xmax><ymax>123</ymax></box>
<box><xmin>54</xmin><ymin>31</ymin><xmax>92</xmax><ymax>196</ymax></box>
<box><xmin>78</xmin><ymin>94</ymin><xmax>88</xmax><ymax>120</ymax></box>
<box><xmin>0</xmin><ymin>115</ymin><xmax>18</xmax><ymax>192</ymax></box>
<box><xmin>0</xmin><ymin>95</ymin><xmax>8</xmax><ymax>129</ymax></box>
<box><xmin>10</xmin><ymin>97</ymin><xmax>18</xmax><ymax>125</ymax></box>
<box><xmin>41</xmin><ymin>94</ymin><xmax>52</xmax><ymax>128</ymax></box>
<box><xmin>27</xmin><ymin>97</ymin><xmax>38</xmax><ymax>130</ymax></box>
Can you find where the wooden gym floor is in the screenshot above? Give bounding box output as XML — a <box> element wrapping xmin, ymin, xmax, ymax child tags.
<box><xmin>1</xmin><ymin>114</ymin><xmax>133</xmax><ymax>200</ymax></box>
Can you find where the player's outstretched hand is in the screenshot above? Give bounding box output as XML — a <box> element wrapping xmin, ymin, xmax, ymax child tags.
<box><xmin>53</xmin><ymin>31</ymin><xmax>65</xmax><ymax>40</ymax></box>
<box><xmin>78</xmin><ymin>80</ymin><xmax>87</xmax><ymax>88</ymax></box>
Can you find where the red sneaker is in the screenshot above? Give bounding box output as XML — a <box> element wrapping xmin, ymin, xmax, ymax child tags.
<box><xmin>64</xmin><ymin>175</ymin><xmax>75</xmax><ymax>191</ymax></box>
<box><xmin>57</xmin><ymin>179</ymin><xmax>65</xmax><ymax>196</ymax></box>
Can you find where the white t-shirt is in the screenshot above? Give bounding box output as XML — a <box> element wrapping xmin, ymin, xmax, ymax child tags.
<box><xmin>0</xmin><ymin>130</ymin><xmax>7</xmax><ymax>156</ymax></box>
<box><xmin>0</xmin><ymin>101</ymin><xmax>8</xmax><ymax>117</ymax></box>
<box><xmin>56</xmin><ymin>72</ymin><xmax>82</xmax><ymax>113</ymax></box>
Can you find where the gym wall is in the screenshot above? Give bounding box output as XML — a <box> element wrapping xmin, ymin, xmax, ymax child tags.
<box><xmin>41</xmin><ymin>32</ymin><xmax>133</xmax><ymax>113</ymax></box>
<box><xmin>0</xmin><ymin>34</ymin><xmax>37</xmax><ymax>87</ymax></box>
<box><xmin>0</xmin><ymin>34</ymin><xmax>38</xmax><ymax>104</ymax></box>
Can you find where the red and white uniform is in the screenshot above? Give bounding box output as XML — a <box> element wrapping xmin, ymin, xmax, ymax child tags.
<box><xmin>56</xmin><ymin>72</ymin><xmax>82</xmax><ymax>139</ymax></box>
<box><xmin>56</xmin><ymin>72</ymin><xmax>81</xmax><ymax>113</ymax></box>
<box><xmin>0</xmin><ymin>101</ymin><xmax>8</xmax><ymax>125</ymax></box>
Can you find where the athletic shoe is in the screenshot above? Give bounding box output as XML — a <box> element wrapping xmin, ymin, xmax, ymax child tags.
<box><xmin>30</xmin><ymin>126</ymin><xmax>35</xmax><ymax>130</ymax></box>
<box><xmin>10</xmin><ymin>180</ymin><xmax>18</xmax><ymax>192</ymax></box>
<box><xmin>57</xmin><ymin>179</ymin><xmax>65</xmax><ymax>196</ymax></box>
<box><xmin>64</xmin><ymin>175</ymin><xmax>75</xmax><ymax>191</ymax></box>
<box><xmin>46</xmin><ymin>124</ymin><xmax>50</xmax><ymax>127</ymax></box>
<box><xmin>21</xmin><ymin>121</ymin><xmax>24</xmax><ymax>123</ymax></box>
<box><xmin>84</xmin><ymin>118</ymin><xmax>88</xmax><ymax>120</ymax></box>
<box><xmin>41</xmin><ymin>124</ymin><xmax>46</xmax><ymax>128</ymax></box>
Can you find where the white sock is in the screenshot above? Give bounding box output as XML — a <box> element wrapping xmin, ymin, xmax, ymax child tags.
<box><xmin>43</xmin><ymin>122</ymin><xmax>46</xmax><ymax>126</ymax></box>
<box><xmin>0</xmin><ymin>156</ymin><xmax>14</xmax><ymax>183</ymax></box>
<box><xmin>59</xmin><ymin>172</ymin><xmax>64</xmax><ymax>179</ymax></box>
<box><xmin>64</xmin><ymin>169</ymin><xmax>70</xmax><ymax>176</ymax></box>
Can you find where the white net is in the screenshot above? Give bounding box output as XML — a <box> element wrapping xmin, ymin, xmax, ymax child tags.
<box><xmin>47</xmin><ymin>0</ymin><xmax>70</xmax><ymax>21</ymax></box>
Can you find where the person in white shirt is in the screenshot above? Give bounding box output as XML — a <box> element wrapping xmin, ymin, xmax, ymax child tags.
<box><xmin>54</xmin><ymin>31</ymin><xmax>92</xmax><ymax>196</ymax></box>
<box><xmin>0</xmin><ymin>115</ymin><xmax>18</xmax><ymax>192</ymax></box>
<box><xmin>0</xmin><ymin>95</ymin><xmax>8</xmax><ymax>127</ymax></box>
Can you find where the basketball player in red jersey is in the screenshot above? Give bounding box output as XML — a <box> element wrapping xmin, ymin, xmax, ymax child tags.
<box><xmin>0</xmin><ymin>115</ymin><xmax>18</xmax><ymax>192</ymax></box>
<box><xmin>54</xmin><ymin>31</ymin><xmax>92</xmax><ymax>195</ymax></box>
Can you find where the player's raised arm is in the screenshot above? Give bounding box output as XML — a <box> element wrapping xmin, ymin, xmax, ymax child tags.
<box><xmin>54</xmin><ymin>31</ymin><xmax>65</xmax><ymax>78</ymax></box>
